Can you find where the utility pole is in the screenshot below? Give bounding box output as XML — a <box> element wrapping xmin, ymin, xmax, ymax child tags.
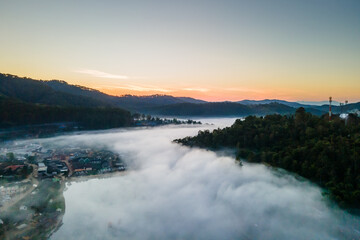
<box><xmin>329</xmin><ymin>96</ymin><xmax>332</xmax><ymax>121</ymax></box>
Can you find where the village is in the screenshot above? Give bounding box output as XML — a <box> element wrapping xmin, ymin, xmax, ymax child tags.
<box><xmin>0</xmin><ymin>142</ymin><xmax>126</xmax><ymax>179</ymax></box>
<box><xmin>36</xmin><ymin>147</ymin><xmax>126</xmax><ymax>178</ymax></box>
<box><xmin>0</xmin><ymin>142</ymin><xmax>127</xmax><ymax>239</ymax></box>
<box><xmin>0</xmin><ymin>118</ymin><xmax>201</xmax><ymax>239</ymax></box>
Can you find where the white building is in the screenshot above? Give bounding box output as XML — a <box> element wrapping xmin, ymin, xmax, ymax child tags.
<box><xmin>38</xmin><ymin>162</ymin><xmax>47</xmax><ymax>173</ymax></box>
<box><xmin>19</xmin><ymin>205</ymin><xmax>27</xmax><ymax>211</ymax></box>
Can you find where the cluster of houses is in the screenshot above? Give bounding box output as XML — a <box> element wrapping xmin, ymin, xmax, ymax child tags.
<box><xmin>68</xmin><ymin>150</ymin><xmax>125</xmax><ymax>176</ymax></box>
<box><xmin>1</xmin><ymin>164</ymin><xmax>26</xmax><ymax>174</ymax></box>
<box><xmin>0</xmin><ymin>143</ymin><xmax>128</xmax><ymax>238</ymax></box>
<box><xmin>0</xmin><ymin>144</ymin><xmax>40</xmax><ymax>179</ymax></box>
<box><xmin>0</xmin><ymin>163</ymin><xmax>31</xmax><ymax>182</ymax></box>
<box><xmin>133</xmin><ymin>116</ymin><xmax>202</xmax><ymax>127</ymax></box>
<box><xmin>37</xmin><ymin>160</ymin><xmax>68</xmax><ymax>178</ymax></box>
<box><xmin>1</xmin><ymin>142</ymin><xmax>127</xmax><ymax>181</ymax></box>
<box><xmin>37</xmin><ymin>148</ymin><xmax>126</xmax><ymax>177</ymax></box>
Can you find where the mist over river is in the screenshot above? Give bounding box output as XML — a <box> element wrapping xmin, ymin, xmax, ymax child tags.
<box><xmin>27</xmin><ymin>118</ymin><xmax>359</xmax><ymax>240</ymax></box>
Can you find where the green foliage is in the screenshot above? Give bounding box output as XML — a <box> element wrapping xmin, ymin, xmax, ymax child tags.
<box><xmin>26</xmin><ymin>155</ymin><xmax>36</xmax><ymax>163</ymax></box>
<box><xmin>0</xmin><ymin>162</ymin><xmax>33</xmax><ymax>180</ymax></box>
<box><xmin>6</xmin><ymin>152</ymin><xmax>15</xmax><ymax>161</ymax></box>
<box><xmin>176</xmin><ymin>109</ymin><xmax>360</xmax><ymax>208</ymax></box>
<box><xmin>0</xmin><ymin>95</ymin><xmax>133</xmax><ymax>129</ymax></box>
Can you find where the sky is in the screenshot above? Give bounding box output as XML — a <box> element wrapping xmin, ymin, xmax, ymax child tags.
<box><xmin>0</xmin><ymin>0</ymin><xmax>360</xmax><ymax>102</ymax></box>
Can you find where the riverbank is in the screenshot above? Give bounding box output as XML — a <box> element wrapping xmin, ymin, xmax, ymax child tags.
<box><xmin>0</xmin><ymin>168</ymin><xmax>129</xmax><ymax>240</ymax></box>
<box><xmin>66</xmin><ymin>170</ymin><xmax>128</xmax><ymax>184</ymax></box>
<box><xmin>0</xmin><ymin>178</ymin><xmax>65</xmax><ymax>239</ymax></box>
<box><xmin>0</xmin><ymin>118</ymin><xmax>201</xmax><ymax>142</ymax></box>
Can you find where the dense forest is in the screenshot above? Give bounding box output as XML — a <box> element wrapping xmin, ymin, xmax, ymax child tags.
<box><xmin>0</xmin><ymin>73</ymin><xmax>205</xmax><ymax>112</ymax></box>
<box><xmin>0</xmin><ymin>96</ymin><xmax>133</xmax><ymax>129</ymax></box>
<box><xmin>175</xmin><ymin>108</ymin><xmax>360</xmax><ymax>208</ymax></box>
<box><xmin>0</xmin><ymin>73</ymin><xmax>111</xmax><ymax>107</ymax></box>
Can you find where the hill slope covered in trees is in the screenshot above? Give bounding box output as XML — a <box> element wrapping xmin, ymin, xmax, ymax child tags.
<box><xmin>0</xmin><ymin>74</ymin><xmax>112</xmax><ymax>107</ymax></box>
<box><xmin>176</xmin><ymin>108</ymin><xmax>360</xmax><ymax>208</ymax></box>
<box><xmin>0</xmin><ymin>73</ymin><xmax>207</xmax><ymax>111</ymax></box>
<box><xmin>0</xmin><ymin>95</ymin><xmax>133</xmax><ymax>129</ymax></box>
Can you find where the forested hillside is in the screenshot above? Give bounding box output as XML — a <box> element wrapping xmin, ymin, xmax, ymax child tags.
<box><xmin>0</xmin><ymin>73</ymin><xmax>206</xmax><ymax>111</ymax></box>
<box><xmin>176</xmin><ymin>108</ymin><xmax>360</xmax><ymax>208</ymax></box>
<box><xmin>0</xmin><ymin>96</ymin><xmax>133</xmax><ymax>129</ymax></box>
<box><xmin>44</xmin><ymin>80</ymin><xmax>119</xmax><ymax>105</ymax></box>
<box><xmin>0</xmin><ymin>73</ymin><xmax>111</xmax><ymax>107</ymax></box>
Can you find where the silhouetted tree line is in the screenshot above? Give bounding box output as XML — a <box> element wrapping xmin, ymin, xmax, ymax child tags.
<box><xmin>147</xmin><ymin>102</ymin><xmax>300</xmax><ymax>116</ymax></box>
<box><xmin>0</xmin><ymin>96</ymin><xmax>133</xmax><ymax>129</ymax></box>
<box><xmin>176</xmin><ymin>108</ymin><xmax>360</xmax><ymax>208</ymax></box>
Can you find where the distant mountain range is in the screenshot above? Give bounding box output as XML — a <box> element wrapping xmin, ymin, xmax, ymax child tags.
<box><xmin>297</xmin><ymin>100</ymin><xmax>341</xmax><ymax>106</ymax></box>
<box><xmin>238</xmin><ymin>99</ymin><xmax>340</xmax><ymax>108</ymax></box>
<box><xmin>238</xmin><ymin>99</ymin><xmax>306</xmax><ymax>108</ymax></box>
<box><xmin>144</xmin><ymin>102</ymin><xmax>296</xmax><ymax>116</ymax></box>
<box><xmin>45</xmin><ymin>80</ymin><xmax>205</xmax><ymax>110</ymax></box>
<box><xmin>1</xmin><ymin>73</ymin><xmax>359</xmax><ymax>119</ymax></box>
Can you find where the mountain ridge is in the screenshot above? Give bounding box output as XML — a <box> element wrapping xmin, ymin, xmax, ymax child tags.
<box><xmin>1</xmin><ymin>73</ymin><xmax>359</xmax><ymax>117</ymax></box>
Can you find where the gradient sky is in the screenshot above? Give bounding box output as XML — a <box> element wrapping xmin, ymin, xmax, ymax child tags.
<box><xmin>1</xmin><ymin>0</ymin><xmax>360</xmax><ymax>102</ymax></box>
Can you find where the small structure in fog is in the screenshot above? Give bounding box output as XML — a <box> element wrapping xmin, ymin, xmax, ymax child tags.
<box><xmin>19</xmin><ymin>205</ymin><xmax>27</xmax><ymax>211</ymax></box>
<box><xmin>16</xmin><ymin>223</ymin><xmax>27</xmax><ymax>229</ymax></box>
<box><xmin>37</xmin><ymin>162</ymin><xmax>47</xmax><ymax>173</ymax></box>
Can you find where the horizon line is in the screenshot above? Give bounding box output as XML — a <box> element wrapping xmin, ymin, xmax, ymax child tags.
<box><xmin>0</xmin><ymin>72</ymin><xmax>358</xmax><ymax>104</ymax></box>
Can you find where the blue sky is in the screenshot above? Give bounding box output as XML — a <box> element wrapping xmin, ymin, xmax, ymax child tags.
<box><xmin>1</xmin><ymin>0</ymin><xmax>359</xmax><ymax>101</ymax></box>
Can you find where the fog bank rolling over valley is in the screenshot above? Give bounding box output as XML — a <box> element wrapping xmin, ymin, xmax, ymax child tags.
<box><xmin>19</xmin><ymin>119</ymin><xmax>358</xmax><ymax>240</ymax></box>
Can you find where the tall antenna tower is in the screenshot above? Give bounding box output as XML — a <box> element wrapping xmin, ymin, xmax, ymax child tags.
<box><xmin>340</xmin><ymin>103</ymin><xmax>343</xmax><ymax>114</ymax></box>
<box><xmin>341</xmin><ymin>100</ymin><xmax>349</xmax><ymax>114</ymax></box>
<box><xmin>329</xmin><ymin>96</ymin><xmax>332</xmax><ymax>121</ymax></box>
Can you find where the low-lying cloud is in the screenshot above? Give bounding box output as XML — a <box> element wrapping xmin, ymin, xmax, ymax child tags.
<box><xmin>21</xmin><ymin>122</ymin><xmax>359</xmax><ymax>240</ymax></box>
<box><xmin>182</xmin><ymin>88</ymin><xmax>209</xmax><ymax>92</ymax></box>
<box><xmin>111</xmin><ymin>84</ymin><xmax>173</xmax><ymax>93</ymax></box>
<box><xmin>75</xmin><ymin>69</ymin><xmax>130</xmax><ymax>79</ymax></box>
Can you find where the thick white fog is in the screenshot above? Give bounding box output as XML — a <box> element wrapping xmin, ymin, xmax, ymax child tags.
<box><xmin>24</xmin><ymin>119</ymin><xmax>358</xmax><ymax>240</ymax></box>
